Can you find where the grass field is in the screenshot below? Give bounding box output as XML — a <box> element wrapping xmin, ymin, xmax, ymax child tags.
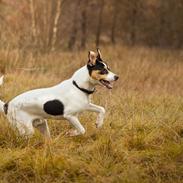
<box><xmin>0</xmin><ymin>46</ymin><xmax>183</xmax><ymax>183</ymax></box>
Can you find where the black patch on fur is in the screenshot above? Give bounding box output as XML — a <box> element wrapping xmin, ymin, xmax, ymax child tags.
<box><xmin>43</xmin><ymin>100</ymin><xmax>64</xmax><ymax>116</ymax></box>
<box><xmin>87</xmin><ymin>58</ymin><xmax>108</xmax><ymax>75</ymax></box>
<box><xmin>3</xmin><ymin>102</ymin><xmax>8</xmax><ymax>115</ymax></box>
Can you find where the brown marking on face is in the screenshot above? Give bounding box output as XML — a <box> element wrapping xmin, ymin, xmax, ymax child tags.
<box><xmin>90</xmin><ymin>70</ymin><xmax>108</xmax><ymax>81</ymax></box>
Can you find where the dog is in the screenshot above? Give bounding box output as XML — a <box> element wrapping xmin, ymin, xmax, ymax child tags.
<box><xmin>0</xmin><ymin>49</ymin><xmax>118</xmax><ymax>138</ymax></box>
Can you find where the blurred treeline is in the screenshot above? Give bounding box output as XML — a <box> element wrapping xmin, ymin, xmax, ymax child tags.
<box><xmin>0</xmin><ymin>0</ymin><xmax>183</xmax><ymax>52</ymax></box>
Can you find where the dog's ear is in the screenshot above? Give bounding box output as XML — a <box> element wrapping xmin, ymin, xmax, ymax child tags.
<box><xmin>97</xmin><ymin>48</ymin><xmax>102</xmax><ymax>59</ymax></box>
<box><xmin>88</xmin><ymin>51</ymin><xmax>96</xmax><ymax>66</ymax></box>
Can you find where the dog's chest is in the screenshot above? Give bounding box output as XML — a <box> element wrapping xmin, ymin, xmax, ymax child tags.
<box><xmin>62</xmin><ymin>92</ymin><xmax>90</xmax><ymax>114</ymax></box>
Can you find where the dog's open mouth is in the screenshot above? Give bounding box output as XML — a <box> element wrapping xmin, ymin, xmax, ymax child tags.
<box><xmin>100</xmin><ymin>79</ymin><xmax>113</xmax><ymax>89</ymax></box>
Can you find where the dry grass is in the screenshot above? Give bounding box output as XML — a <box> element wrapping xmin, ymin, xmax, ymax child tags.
<box><xmin>0</xmin><ymin>46</ymin><xmax>183</xmax><ymax>183</ymax></box>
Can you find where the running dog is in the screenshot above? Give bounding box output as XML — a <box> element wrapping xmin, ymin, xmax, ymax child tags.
<box><xmin>0</xmin><ymin>49</ymin><xmax>119</xmax><ymax>137</ymax></box>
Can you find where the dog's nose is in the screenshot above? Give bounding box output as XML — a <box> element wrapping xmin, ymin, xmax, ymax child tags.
<box><xmin>114</xmin><ymin>75</ymin><xmax>119</xmax><ymax>81</ymax></box>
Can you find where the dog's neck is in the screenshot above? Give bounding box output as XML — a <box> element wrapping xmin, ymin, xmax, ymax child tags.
<box><xmin>71</xmin><ymin>65</ymin><xmax>96</xmax><ymax>91</ymax></box>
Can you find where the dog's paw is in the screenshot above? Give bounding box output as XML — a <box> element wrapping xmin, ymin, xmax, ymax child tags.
<box><xmin>95</xmin><ymin>122</ymin><xmax>103</xmax><ymax>129</ymax></box>
<box><xmin>66</xmin><ymin>129</ymin><xmax>80</xmax><ymax>137</ymax></box>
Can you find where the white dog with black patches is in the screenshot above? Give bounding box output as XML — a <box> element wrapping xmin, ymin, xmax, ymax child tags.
<box><xmin>0</xmin><ymin>49</ymin><xmax>118</xmax><ymax>138</ymax></box>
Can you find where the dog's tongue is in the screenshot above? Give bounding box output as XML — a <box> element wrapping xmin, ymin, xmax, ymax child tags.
<box><xmin>100</xmin><ymin>80</ymin><xmax>113</xmax><ymax>89</ymax></box>
<box><xmin>106</xmin><ymin>83</ymin><xmax>113</xmax><ymax>89</ymax></box>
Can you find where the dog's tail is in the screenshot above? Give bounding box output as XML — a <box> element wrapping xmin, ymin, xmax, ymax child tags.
<box><xmin>0</xmin><ymin>75</ymin><xmax>5</xmax><ymax>113</ymax></box>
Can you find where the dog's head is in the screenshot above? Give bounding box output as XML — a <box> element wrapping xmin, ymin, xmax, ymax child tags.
<box><xmin>87</xmin><ymin>49</ymin><xmax>119</xmax><ymax>89</ymax></box>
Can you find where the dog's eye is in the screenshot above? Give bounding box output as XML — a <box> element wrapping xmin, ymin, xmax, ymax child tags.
<box><xmin>100</xmin><ymin>69</ymin><xmax>108</xmax><ymax>75</ymax></box>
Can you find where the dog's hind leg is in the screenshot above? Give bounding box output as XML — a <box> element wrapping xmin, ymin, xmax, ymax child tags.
<box><xmin>7</xmin><ymin>110</ymin><xmax>35</xmax><ymax>137</ymax></box>
<box><xmin>16</xmin><ymin>122</ymin><xmax>35</xmax><ymax>137</ymax></box>
<box><xmin>16</xmin><ymin>118</ymin><xmax>35</xmax><ymax>137</ymax></box>
<box><xmin>33</xmin><ymin>119</ymin><xmax>50</xmax><ymax>138</ymax></box>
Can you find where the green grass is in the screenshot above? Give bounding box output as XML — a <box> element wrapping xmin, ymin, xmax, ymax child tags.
<box><xmin>0</xmin><ymin>46</ymin><xmax>183</xmax><ymax>182</ymax></box>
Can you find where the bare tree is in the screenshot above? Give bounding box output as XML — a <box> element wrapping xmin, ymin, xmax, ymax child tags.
<box><xmin>111</xmin><ymin>0</ymin><xmax>119</xmax><ymax>44</ymax></box>
<box><xmin>29</xmin><ymin>0</ymin><xmax>37</xmax><ymax>44</ymax></box>
<box><xmin>80</xmin><ymin>0</ymin><xmax>88</xmax><ymax>49</ymax></box>
<box><xmin>130</xmin><ymin>2</ymin><xmax>137</xmax><ymax>45</ymax></box>
<box><xmin>51</xmin><ymin>0</ymin><xmax>63</xmax><ymax>51</ymax></box>
<box><xmin>47</xmin><ymin>1</ymin><xmax>57</xmax><ymax>50</ymax></box>
<box><xmin>68</xmin><ymin>0</ymin><xmax>81</xmax><ymax>50</ymax></box>
<box><xmin>96</xmin><ymin>0</ymin><xmax>104</xmax><ymax>47</ymax></box>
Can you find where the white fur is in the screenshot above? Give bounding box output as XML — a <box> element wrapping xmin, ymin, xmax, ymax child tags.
<box><xmin>106</xmin><ymin>71</ymin><xmax>116</xmax><ymax>81</ymax></box>
<box><xmin>0</xmin><ymin>66</ymin><xmax>109</xmax><ymax>137</ymax></box>
<box><xmin>0</xmin><ymin>75</ymin><xmax>4</xmax><ymax>86</ymax></box>
<box><xmin>0</xmin><ymin>75</ymin><xmax>4</xmax><ymax>113</ymax></box>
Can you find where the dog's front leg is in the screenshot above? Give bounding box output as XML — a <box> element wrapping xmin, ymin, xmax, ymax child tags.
<box><xmin>64</xmin><ymin>115</ymin><xmax>85</xmax><ymax>136</ymax></box>
<box><xmin>86</xmin><ymin>103</ymin><xmax>106</xmax><ymax>128</ymax></box>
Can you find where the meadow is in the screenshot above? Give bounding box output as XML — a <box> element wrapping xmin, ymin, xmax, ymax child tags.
<box><xmin>0</xmin><ymin>46</ymin><xmax>183</xmax><ymax>183</ymax></box>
